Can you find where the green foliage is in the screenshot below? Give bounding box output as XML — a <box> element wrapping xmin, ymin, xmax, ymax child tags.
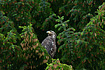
<box><xmin>55</xmin><ymin>3</ymin><xmax>105</xmax><ymax>70</ymax></box>
<box><xmin>46</xmin><ymin>59</ymin><xmax>73</xmax><ymax>70</ymax></box>
<box><xmin>0</xmin><ymin>11</ymin><xmax>24</xmax><ymax>70</ymax></box>
<box><xmin>48</xmin><ymin>0</ymin><xmax>103</xmax><ymax>31</ymax></box>
<box><xmin>0</xmin><ymin>11</ymin><xmax>51</xmax><ymax>70</ymax></box>
<box><xmin>20</xmin><ymin>24</ymin><xmax>51</xmax><ymax>70</ymax></box>
<box><xmin>30</xmin><ymin>0</ymin><xmax>54</xmax><ymax>29</ymax></box>
<box><xmin>0</xmin><ymin>1</ymin><xmax>32</xmax><ymax>27</ymax></box>
<box><xmin>0</xmin><ymin>0</ymin><xmax>105</xmax><ymax>70</ymax></box>
<box><xmin>0</xmin><ymin>0</ymin><xmax>57</xmax><ymax>41</ymax></box>
<box><xmin>41</xmin><ymin>13</ymin><xmax>56</xmax><ymax>30</ymax></box>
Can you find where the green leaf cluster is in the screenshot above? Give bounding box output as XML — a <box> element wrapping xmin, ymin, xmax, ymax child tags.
<box><xmin>0</xmin><ymin>0</ymin><xmax>105</xmax><ymax>70</ymax></box>
<box><xmin>55</xmin><ymin>3</ymin><xmax>105</xmax><ymax>70</ymax></box>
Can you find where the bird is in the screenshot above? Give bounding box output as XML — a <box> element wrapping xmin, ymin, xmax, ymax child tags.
<box><xmin>41</xmin><ymin>30</ymin><xmax>57</xmax><ymax>58</ymax></box>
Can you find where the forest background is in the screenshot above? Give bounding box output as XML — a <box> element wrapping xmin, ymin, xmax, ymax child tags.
<box><xmin>0</xmin><ymin>0</ymin><xmax>105</xmax><ymax>70</ymax></box>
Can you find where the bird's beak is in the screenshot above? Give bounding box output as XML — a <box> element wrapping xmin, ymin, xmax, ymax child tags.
<box><xmin>46</xmin><ymin>31</ymin><xmax>52</xmax><ymax>34</ymax></box>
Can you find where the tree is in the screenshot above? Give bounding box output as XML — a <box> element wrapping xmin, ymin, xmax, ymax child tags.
<box><xmin>55</xmin><ymin>3</ymin><xmax>105</xmax><ymax>70</ymax></box>
<box><xmin>0</xmin><ymin>0</ymin><xmax>105</xmax><ymax>70</ymax></box>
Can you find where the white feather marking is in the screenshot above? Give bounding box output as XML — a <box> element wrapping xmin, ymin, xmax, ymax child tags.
<box><xmin>52</xmin><ymin>42</ymin><xmax>54</xmax><ymax>45</ymax></box>
<box><xmin>51</xmin><ymin>48</ymin><xmax>53</xmax><ymax>51</ymax></box>
<box><xmin>52</xmin><ymin>35</ymin><xmax>55</xmax><ymax>39</ymax></box>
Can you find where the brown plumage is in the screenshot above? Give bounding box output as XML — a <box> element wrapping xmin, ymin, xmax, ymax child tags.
<box><xmin>41</xmin><ymin>30</ymin><xmax>57</xmax><ymax>58</ymax></box>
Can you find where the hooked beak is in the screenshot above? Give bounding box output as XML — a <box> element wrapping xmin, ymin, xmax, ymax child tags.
<box><xmin>46</xmin><ymin>31</ymin><xmax>52</xmax><ymax>34</ymax></box>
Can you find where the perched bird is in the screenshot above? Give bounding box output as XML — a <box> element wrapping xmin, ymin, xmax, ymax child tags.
<box><xmin>41</xmin><ymin>30</ymin><xmax>57</xmax><ymax>58</ymax></box>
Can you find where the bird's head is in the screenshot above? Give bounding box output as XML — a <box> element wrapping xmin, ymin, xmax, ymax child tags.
<box><xmin>46</xmin><ymin>30</ymin><xmax>56</xmax><ymax>39</ymax></box>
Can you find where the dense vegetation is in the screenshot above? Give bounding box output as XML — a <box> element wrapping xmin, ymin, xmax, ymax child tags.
<box><xmin>0</xmin><ymin>0</ymin><xmax>105</xmax><ymax>70</ymax></box>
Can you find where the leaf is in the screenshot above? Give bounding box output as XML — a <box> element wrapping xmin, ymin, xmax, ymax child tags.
<box><xmin>62</xmin><ymin>23</ymin><xmax>65</xmax><ymax>26</ymax></box>
<box><xmin>81</xmin><ymin>32</ymin><xmax>83</xmax><ymax>35</ymax></box>
<box><xmin>58</xmin><ymin>27</ymin><xmax>62</xmax><ymax>31</ymax></box>
<box><xmin>65</xmin><ymin>20</ymin><xmax>70</xmax><ymax>23</ymax></box>
<box><xmin>56</xmin><ymin>19</ymin><xmax>61</xmax><ymax>22</ymax></box>
<box><xmin>55</xmin><ymin>24</ymin><xmax>61</xmax><ymax>28</ymax></box>
<box><xmin>61</xmin><ymin>16</ymin><xmax>64</xmax><ymax>20</ymax></box>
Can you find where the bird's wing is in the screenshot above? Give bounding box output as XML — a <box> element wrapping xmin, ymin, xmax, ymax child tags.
<box><xmin>50</xmin><ymin>43</ymin><xmax>56</xmax><ymax>58</ymax></box>
<box><xmin>41</xmin><ymin>36</ymin><xmax>53</xmax><ymax>53</ymax></box>
<box><xmin>41</xmin><ymin>36</ymin><xmax>56</xmax><ymax>58</ymax></box>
